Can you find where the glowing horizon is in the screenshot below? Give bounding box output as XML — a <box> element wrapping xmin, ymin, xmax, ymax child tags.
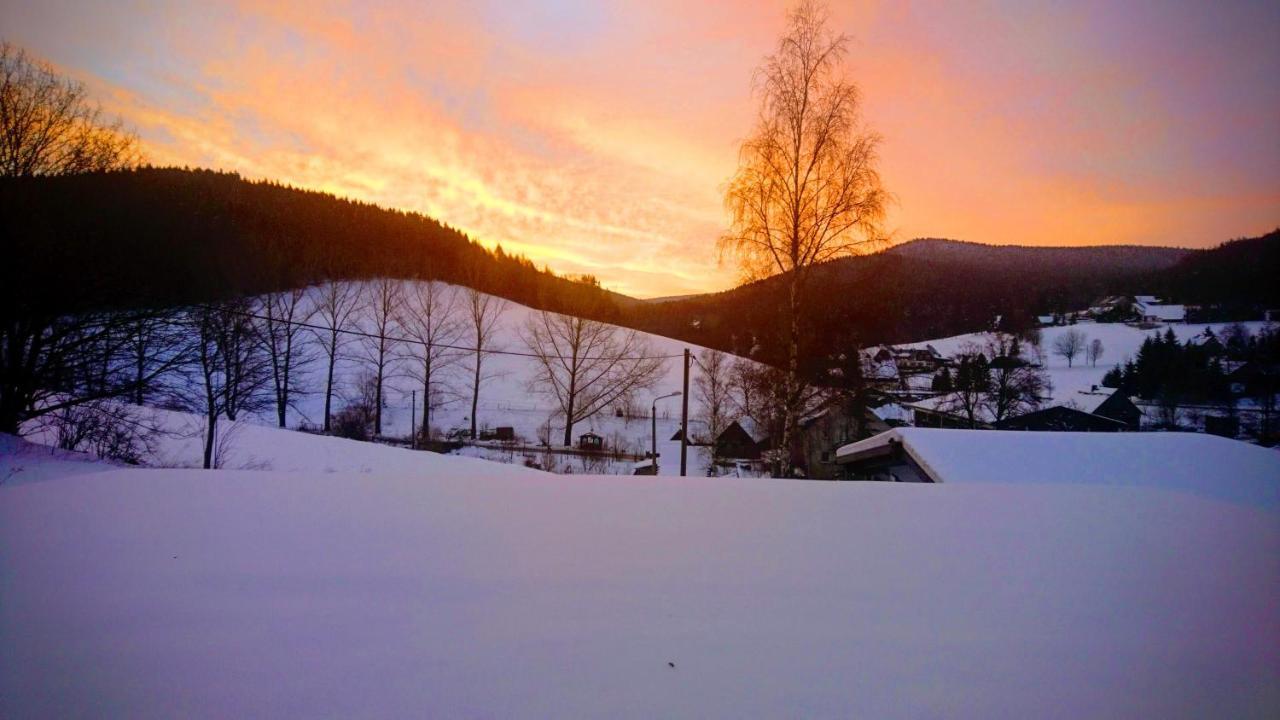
<box><xmin>4</xmin><ymin>1</ymin><xmax>1278</xmax><ymax>298</ymax></box>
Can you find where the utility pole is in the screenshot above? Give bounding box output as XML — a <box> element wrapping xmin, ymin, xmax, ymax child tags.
<box><xmin>410</xmin><ymin>390</ymin><xmax>417</xmax><ymax>450</ymax></box>
<box><xmin>680</xmin><ymin>349</ymin><xmax>690</xmax><ymax>476</ymax></box>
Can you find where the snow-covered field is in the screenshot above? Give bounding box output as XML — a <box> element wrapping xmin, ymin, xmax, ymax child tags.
<box><xmin>905</xmin><ymin>320</ymin><xmax>1273</xmax><ymax>405</ymax></box>
<box><xmin>2</xmin><ymin>435</ymin><xmax>1277</xmax><ymax>718</ymax></box>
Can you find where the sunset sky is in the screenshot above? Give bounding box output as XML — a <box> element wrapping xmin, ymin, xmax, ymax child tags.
<box><xmin>5</xmin><ymin>0</ymin><xmax>1279</xmax><ymax>297</ymax></box>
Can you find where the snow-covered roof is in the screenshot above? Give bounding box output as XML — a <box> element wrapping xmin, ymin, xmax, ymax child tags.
<box><xmin>1141</xmin><ymin>304</ymin><xmax>1186</xmax><ymax>321</ymax></box>
<box><xmin>1134</xmin><ymin>295</ymin><xmax>1161</xmax><ymax>305</ymax></box>
<box><xmin>1066</xmin><ymin>389</ymin><xmax>1120</xmax><ymax>414</ymax></box>
<box><xmin>733</xmin><ymin>417</ymin><xmax>768</xmax><ymax>443</ymax></box>
<box><xmin>837</xmin><ymin>428</ymin><xmax>1280</xmax><ymax>509</ymax></box>
<box><xmin>906</xmin><ymin>393</ymin><xmax>1000</xmax><ymax>424</ymax></box>
<box><xmin>870</xmin><ymin>403</ymin><xmax>910</xmax><ymax>423</ymax></box>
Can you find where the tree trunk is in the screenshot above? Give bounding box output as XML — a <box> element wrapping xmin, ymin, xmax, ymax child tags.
<box><xmin>562</xmin><ymin>371</ymin><xmax>577</xmax><ymax>447</ymax></box>
<box><xmin>276</xmin><ymin>342</ymin><xmax>289</xmax><ymax>428</ymax></box>
<box><xmin>374</xmin><ymin>362</ymin><xmax>384</xmax><ymax>436</ymax></box>
<box><xmin>421</xmin><ymin>356</ymin><xmax>431</xmax><ymax>442</ymax></box>
<box><xmin>779</xmin><ymin>276</ymin><xmax>801</xmax><ymax>477</ymax></box>
<box><xmin>134</xmin><ymin>340</ymin><xmax>146</xmax><ymax>405</ymax></box>
<box><xmin>470</xmin><ymin>352</ymin><xmax>481</xmax><ymax>440</ymax></box>
<box><xmin>323</xmin><ymin>333</ymin><xmax>337</xmax><ymax>432</ymax></box>
<box><xmin>203</xmin><ymin>410</ymin><xmax>217</xmax><ymax>469</ymax></box>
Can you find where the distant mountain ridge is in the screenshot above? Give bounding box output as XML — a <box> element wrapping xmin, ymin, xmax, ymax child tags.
<box><xmin>619</xmin><ymin>230</ymin><xmax>1279</xmax><ymax>368</ymax></box>
<box><xmin>884</xmin><ymin>238</ymin><xmax>1192</xmax><ymax>274</ymax></box>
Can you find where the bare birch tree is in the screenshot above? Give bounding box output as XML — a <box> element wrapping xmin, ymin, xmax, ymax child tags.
<box><xmin>397</xmin><ymin>281</ymin><xmax>464</xmax><ymax>442</ymax></box>
<box><xmin>719</xmin><ymin>1</ymin><xmax>887</xmax><ymax>474</ymax></box>
<box><xmin>694</xmin><ymin>349</ymin><xmax>733</xmax><ymax>446</ymax></box>
<box><xmin>257</xmin><ymin>287</ymin><xmax>315</xmax><ymax>428</ymax></box>
<box><xmin>356</xmin><ymin>279</ymin><xmax>403</xmax><ymax>436</ymax></box>
<box><xmin>311</xmin><ymin>281</ymin><xmax>361</xmax><ymax>432</ymax></box>
<box><xmin>464</xmin><ymin>286</ymin><xmax>507</xmax><ymax>440</ymax></box>
<box><xmin>522</xmin><ymin>310</ymin><xmax>665</xmax><ymax>447</ymax></box>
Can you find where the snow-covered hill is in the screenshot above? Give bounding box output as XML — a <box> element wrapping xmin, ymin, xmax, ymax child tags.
<box><xmin>115</xmin><ymin>280</ymin><xmax>738</xmax><ymax>476</ymax></box>
<box><xmin>2</xmin><ymin>439</ymin><xmax>1276</xmax><ymax>718</ymax></box>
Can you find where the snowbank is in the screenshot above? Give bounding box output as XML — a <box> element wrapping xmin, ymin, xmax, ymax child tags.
<box><xmin>838</xmin><ymin>428</ymin><xmax>1280</xmax><ymax>510</ymax></box>
<box><xmin>2</xmin><ymin>453</ymin><xmax>1277</xmax><ymax>717</ymax></box>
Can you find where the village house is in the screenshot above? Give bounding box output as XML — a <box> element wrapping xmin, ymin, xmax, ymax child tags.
<box><xmin>795</xmin><ymin>400</ymin><xmax>894</xmax><ymax>479</ymax></box>
<box><xmin>1088</xmin><ymin>294</ymin><xmax>1185</xmax><ymax>323</ymax></box>
<box><xmin>891</xmin><ymin>345</ymin><xmax>946</xmax><ymax>375</ymax></box>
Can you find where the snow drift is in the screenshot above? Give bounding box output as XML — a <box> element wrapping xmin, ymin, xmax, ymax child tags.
<box><xmin>2</xmin><ymin>441</ymin><xmax>1277</xmax><ymax>718</ymax></box>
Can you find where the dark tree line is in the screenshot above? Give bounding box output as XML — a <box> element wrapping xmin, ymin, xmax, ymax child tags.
<box><xmin>1102</xmin><ymin>329</ymin><xmax>1230</xmax><ymax>405</ymax></box>
<box><xmin>1103</xmin><ymin>325</ymin><xmax>1278</xmax><ymax>435</ymax></box>
<box><xmin>4</xmin><ymin>166</ymin><xmax>626</xmax><ymax>320</ymax></box>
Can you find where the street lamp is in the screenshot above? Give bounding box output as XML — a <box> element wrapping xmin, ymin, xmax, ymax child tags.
<box><xmin>651</xmin><ymin>391</ymin><xmax>681</xmax><ymax>472</ymax></box>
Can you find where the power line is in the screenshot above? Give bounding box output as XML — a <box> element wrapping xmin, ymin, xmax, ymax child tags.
<box><xmin>196</xmin><ymin>304</ymin><xmax>686</xmax><ymax>362</ymax></box>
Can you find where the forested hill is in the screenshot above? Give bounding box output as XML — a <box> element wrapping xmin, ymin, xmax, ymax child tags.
<box><xmin>621</xmin><ymin>232</ymin><xmax>1280</xmax><ymax>369</ymax></box>
<box><xmin>2</xmin><ymin>167</ymin><xmax>621</xmax><ymax>318</ymax></box>
<box><xmin>6</xmin><ymin>167</ymin><xmax>1275</xmax><ymax>370</ymax></box>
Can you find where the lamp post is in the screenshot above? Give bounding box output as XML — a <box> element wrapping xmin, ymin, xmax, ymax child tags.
<box><xmin>651</xmin><ymin>391</ymin><xmax>681</xmax><ymax>473</ymax></box>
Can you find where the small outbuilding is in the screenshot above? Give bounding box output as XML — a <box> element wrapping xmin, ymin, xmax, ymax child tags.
<box><xmin>578</xmin><ymin>432</ymin><xmax>604</xmax><ymax>451</ymax></box>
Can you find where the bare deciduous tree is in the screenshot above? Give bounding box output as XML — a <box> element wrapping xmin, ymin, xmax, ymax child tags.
<box><xmin>397</xmin><ymin>281</ymin><xmax>464</xmax><ymax>443</ymax></box>
<box><xmin>356</xmin><ymin>279</ymin><xmax>403</xmax><ymax>436</ymax></box>
<box><xmin>0</xmin><ymin>43</ymin><xmax>152</xmax><ymax>434</ymax></box>
<box><xmin>0</xmin><ymin>42</ymin><xmax>139</xmax><ymax>177</ymax></box>
<box><xmin>464</xmin><ymin>286</ymin><xmax>507</xmax><ymax>440</ymax></box>
<box><xmin>1087</xmin><ymin>337</ymin><xmax>1105</xmax><ymax>367</ymax></box>
<box><xmin>192</xmin><ymin>301</ymin><xmax>272</xmax><ymax>469</ymax></box>
<box><xmin>257</xmin><ymin>287</ymin><xmax>315</xmax><ymax>428</ymax></box>
<box><xmin>985</xmin><ymin>333</ymin><xmax>1050</xmax><ymax>423</ymax></box>
<box><xmin>522</xmin><ymin>309</ymin><xmax>665</xmax><ymax>447</ymax></box>
<box><xmin>941</xmin><ymin>342</ymin><xmax>991</xmax><ymax>428</ymax></box>
<box><xmin>310</xmin><ymin>281</ymin><xmax>361</xmax><ymax>432</ymax></box>
<box><xmin>694</xmin><ymin>349</ymin><xmax>732</xmax><ymax>447</ymax></box>
<box><xmin>719</xmin><ymin>1</ymin><xmax>887</xmax><ymax>474</ymax></box>
<box><xmin>1053</xmin><ymin>328</ymin><xmax>1088</xmax><ymax>368</ymax></box>
<box><xmin>125</xmin><ymin>309</ymin><xmax>193</xmax><ymax>408</ymax></box>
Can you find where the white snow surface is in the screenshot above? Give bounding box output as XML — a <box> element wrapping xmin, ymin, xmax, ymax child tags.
<box><xmin>2</xmin><ymin>438</ymin><xmax>1278</xmax><ymax>718</ymax></box>
<box><xmin>838</xmin><ymin>428</ymin><xmax>1280</xmax><ymax>510</ymax></box>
